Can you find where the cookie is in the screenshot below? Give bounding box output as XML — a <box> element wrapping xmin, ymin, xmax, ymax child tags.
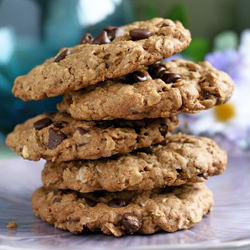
<box><xmin>42</xmin><ymin>133</ymin><xmax>227</xmax><ymax>193</ymax></box>
<box><xmin>32</xmin><ymin>183</ymin><xmax>213</xmax><ymax>237</ymax></box>
<box><xmin>12</xmin><ymin>18</ymin><xmax>191</xmax><ymax>101</ymax></box>
<box><xmin>58</xmin><ymin>59</ymin><xmax>234</xmax><ymax>120</ymax></box>
<box><xmin>6</xmin><ymin>113</ymin><xmax>178</xmax><ymax>162</ymax></box>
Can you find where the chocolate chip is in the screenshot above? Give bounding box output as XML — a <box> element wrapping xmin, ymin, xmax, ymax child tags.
<box><xmin>129</xmin><ymin>28</ymin><xmax>152</xmax><ymax>41</ymax></box>
<box><xmin>159</xmin><ymin>124</ymin><xmax>168</xmax><ymax>137</ymax></box>
<box><xmin>54</xmin><ymin>49</ymin><xmax>71</xmax><ymax>62</ymax></box>
<box><xmin>104</xmin><ymin>26</ymin><xmax>125</xmax><ymax>40</ymax></box>
<box><xmin>48</xmin><ymin>128</ymin><xmax>66</xmax><ymax>149</ymax></box>
<box><xmin>33</xmin><ymin>118</ymin><xmax>52</xmax><ymax>130</ymax></box>
<box><xmin>198</xmin><ymin>173</ymin><xmax>209</xmax><ymax>179</ymax></box>
<box><xmin>52</xmin><ymin>197</ymin><xmax>62</xmax><ymax>203</ymax></box>
<box><xmin>161</xmin><ymin>23</ymin><xmax>169</xmax><ymax>27</ymax></box>
<box><xmin>140</xmin><ymin>146</ymin><xmax>153</xmax><ymax>154</ymax></box>
<box><xmin>80</xmin><ymin>33</ymin><xmax>94</xmax><ymax>44</ymax></box>
<box><xmin>53</xmin><ymin>122</ymin><xmax>65</xmax><ymax>129</ymax></box>
<box><xmin>93</xmin><ymin>31</ymin><xmax>110</xmax><ymax>44</ymax></box>
<box><xmin>122</xmin><ymin>213</ymin><xmax>142</xmax><ymax>234</ymax></box>
<box><xmin>161</xmin><ymin>73</ymin><xmax>181</xmax><ymax>84</ymax></box>
<box><xmin>148</xmin><ymin>64</ymin><xmax>166</xmax><ymax>79</ymax></box>
<box><xmin>108</xmin><ymin>199</ymin><xmax>126</xmax><ymax>208</ymax></box>
<box><xmin>85</xmin><ymin>198</ymin><xmax>97</xmax><ymax>207</ymax></box>
<box><xmin>77</xmin><ymin>127</ymin><xmax>88</xmax><ymax>135</ymax></box>
<box><xmin>126</xmin><ymin>71</ymin><xmax>148</xmax><ymax>84</ymax></box>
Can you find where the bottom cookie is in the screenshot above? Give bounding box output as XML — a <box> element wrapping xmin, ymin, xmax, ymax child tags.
<box><xmin>32</xmin><ymin>183</ymin><xmax>213</xmax><ymax>237</ymax></box>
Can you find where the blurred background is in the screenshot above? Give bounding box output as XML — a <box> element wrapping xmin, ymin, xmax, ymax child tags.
<box><xmin>0</xmin><ymin>0</ymin><xmax>250</xmax><ymax>157</ymax></box>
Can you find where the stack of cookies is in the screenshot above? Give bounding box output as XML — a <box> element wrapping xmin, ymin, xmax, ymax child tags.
<box><xmin>6</xmin><ymin>18</ymin><xmax>234</xmax><ymax>237</ymax></box>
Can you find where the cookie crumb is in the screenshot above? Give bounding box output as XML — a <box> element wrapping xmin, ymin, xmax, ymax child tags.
<box><xmin>7</xmin><ymin>221</ymin><xmax>18</xmax><ymax>228</ymax></box>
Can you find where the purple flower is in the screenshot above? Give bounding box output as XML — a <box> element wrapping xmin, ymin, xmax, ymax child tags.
<box><xmin>205</xmin><ymin>50</ymin><xmax>245</xmax><ymax>84</ymax></box>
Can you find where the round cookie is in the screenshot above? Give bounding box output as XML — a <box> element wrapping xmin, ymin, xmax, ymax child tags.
<box><xmin>12</xmin><ymin>18</ymin><xmax>191</xmax><ymax>101</ymax></box>
<box><xmin>58</xmin><ymin>59</ymin><xmax>234</xmax><ymax>120</ymax></box>
<box><xmin>42</xmin><ymin>133</ymin><xmax>227</xmax><ymax>192</ymax></box>
<box><xmin>32</xmin><ymin>183</ymin><xmax>213</xmax><ymax>237</ymax></box>
<box><xmin>6</xmin><ymin>113</ymin><xmax>178</xmax><ymax>162</ymax></box>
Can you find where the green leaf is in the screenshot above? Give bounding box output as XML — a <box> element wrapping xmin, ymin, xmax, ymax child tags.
<box><xmin>214</xmin><ymin>31</ymin><xmax>238</xmax><ymax>51</ymax></box>
<box><xmin>145</xmin><ymin>2</ymin><xmax>157</xmax><ymax>19</ymax></box>
<box><xmin>183</xmin><ymin>39</ymin><xmax>212</xmax><ymax>61</ymax></box>
<box><xmin>166</xmin><ymin>4</ymin><xmax>188</xmax><ymax>28</ymax></box>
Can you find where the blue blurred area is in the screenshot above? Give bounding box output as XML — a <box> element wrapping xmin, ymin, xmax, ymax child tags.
<box><xmin>0</xmin><ymin>0</ymin><xmax>133</xmax><ymax>134</ymax></box>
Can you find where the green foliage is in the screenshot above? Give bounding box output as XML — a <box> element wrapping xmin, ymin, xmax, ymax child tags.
<box><xmin>214</xmin><ymin>31</ymin><xmax>238</xmax><ymax>51</ymax></box>
<box><xmin>145</xmin><ymin>1</ymin><xmax>157</xmax><ymax>19</ymax></box>
<box><xmin>183</xmin><ymin>39</ymin><xmax>212</xmax><ymax>61</ymax></box>
<box><xmin>166</xmin><ymin>4</ymin><xmax>189</xmax><ymax>28</ymax></box>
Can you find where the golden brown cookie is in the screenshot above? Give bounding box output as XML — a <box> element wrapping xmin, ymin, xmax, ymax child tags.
<box><xmin>58</xmin><ymin>59</ymin><xmax>234</xmax><ymax>120</ymax></box>
<box><xmin>6</xmin><ymin>113</ymin><xmax>178</xmax><ymax>162</ymax></box>
<box><xmin>42</xmin><ymin>133</ymin><xmax>227</xmax><ymax>192</ymax></box>
<box><xmin>32</xmin><ymin>183</ymin><xmax>213</xmax><ymax>237</ymax></box>
<box><xmin>12</xmin><ymin>18</ymin><xmax>191</xmax><ymax>100</ymax></box>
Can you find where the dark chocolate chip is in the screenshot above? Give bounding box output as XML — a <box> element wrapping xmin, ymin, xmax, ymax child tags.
<box><xmin>122</xmin><ymin>213</ymin><xmax>142</xmax><ymax>234</ymax></box>
<box><xmin>129</xmin><ymin>28</ymin><xmax>152</xmax><ymax>41</ymax></box>
<box><xmin>48</xmin><ymin>128</ymin><xmax>66</xmax><ymax>149</ymax></box>
<box><xmin>53</xmin><ymin>122</ymin><xmax>65</xmax><ymax>129</ymax></box>
<box><xmin>161</xmin><ymin>73</ymin><xmax>181</xmax><ymax>84</ymax></box>
<box><xmin>138</xmin><ymin>146</ymin><xmax>153</xmax><ymax>154</ymax></box>
<box><xmin>108</xmin><ymin>199</ymin><xmax>126</xmax><ymax>208</ymax></box>
<box><xmin>159</xmin><ymin>124</ymin><xmax>168</xmax><ymax>137</ymax></box>
<box><xmin>80</xmin><ymin>33</ymin><xmax>94</xmax><ymax>44</ymax></box>
<box><xmin>148</xmin><ymin>64</ymin><xmax>166</xmax><ymax>79</ymax></box>
<box><xmin>104</xmin><ymin>26</ymin><xmax>125</xmax><ymax>40</ymax></box>
<box><xmin>33</xmin><ymin>118</ymin><xmax>52</xmax><ymax>130</ymax></box>
<box><xmin>158</xmin><ymin>140</ymin><xmax>167</xmax><ymax>146</ymax></box>
<box><xmin>52</xmin><ymin>197</ymin><xmax>62</xmax><ymax>203</ymax></box>
<box><xmin>85</xmin><ymin>198</ymin><xmax>97</xmax><ymax>207</ymax></box>
<box><xmin>161</xmin><ymin>23</ymin><xmax>169</xmax><ymax>27</ymax></box>
<box><xmin>77</xmin><ymin>127</ymin><xmax>88</xmax><ymax>135</ymax></box>
<box><xmin>125</xmin><ymin>71</ymin><xmax>148</xmax><ymax>84</ymax></box>
<box><xmin>198</xmin><ymin>173</ymin><xmax>209</xmax><ymax>179</ymax></box>
<box><xmin>54</xmin><ymin>49</ymin><xmax>71</xmax><ymax>62</ymax></box>
<box><xmin>93</xmin><ymin>31</ymin><xmax>110</xmax><ymax>44</ymax></box>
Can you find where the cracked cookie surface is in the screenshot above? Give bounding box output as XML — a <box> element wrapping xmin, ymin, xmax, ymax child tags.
<box><xmin>6</xmin><ymin>113</ymin><xmax>178</xmax><ymax>162</ymax></box>
<box><xmin>32</xmin><ymin>183</ymin><xmax>213</xmax><ymax>237</ymax></box>
<box><xmin>58</xmin><ymin>59</ymin><xmax>234</xmax><ymax>120</ymax></box>
<box><xmin>12</xmin><ymin>18</ymin><xmax>191</xmax><ymax>101</ymax></box>
<box><xmin>42</xmin><ymin>133</ymin><xmax>227</xmax><ymax>192</ymax></box>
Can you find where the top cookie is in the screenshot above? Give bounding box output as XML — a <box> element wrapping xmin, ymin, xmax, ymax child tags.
<box><xmin>12</xmin><ymin>18</ymin><xmax>191</xmax><ymax>101</ymax></box>
<box><xmin>58</xmin><ymin>59</ymin><xmax>234</xmax><ymax>120</ymax></box>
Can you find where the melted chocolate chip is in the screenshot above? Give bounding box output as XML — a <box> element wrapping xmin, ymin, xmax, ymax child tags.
<box><xmin>54</xmin><ymin>49</ymin><xmax>71</xmax><ymax>62</ymax></box>
<box><xmin>125</xmin><ymin>71</ymin><xmax>148</xmax><ymax>84</ymax></box>
<box><xmin>77</xmin><ymin>127</ymin><xmax>88</xmax><ymax>135</ymax></box>
<box><xmin>108</xmin><ymin>199</ymin><xmax>127</xmax><ymax>208</ymax></box>
<box><xmin>53</xmin><ymin>122</ymin><xmax>65</xmax><ymax>129</ymax></box>
<box><xmin>161</xmin><ymin>73</ymin><xmax>181</xmax><ymax>84</ymax></box>
<box><xmin>104</xmin><ymin>26</ymin><xmax>125</xmax><ymax>40</ymax></box>
<box><xmin>93</xmin><ymin>31</ymin><xmax>110</xmax><ymax>44</ymax></box>
<box><xmin>122</xmin><ymin>213</ymin><xmax>142</xmax><ymax>234</ymax></box>
<box><xmin>159</xmin><ymin>124</ymin><xmax>168</xmax><ymax>137</ymax></box>
<box><xmin>148</xmin><ymin>63</ymin><xmax>166</xmax><ymax>79</ymax></box>
<box><xmin>48</xmin><ymin>128</ymin><xmax>66</xmax><ymax>149</ymax></box>
<box><xmin>80</xmin><ymin>33</ymin><xmax>94</xmax><ymax>44</ymax></box>
<box><xmin>33</xmin><ymin>118</ymin><xmax>52</xmax><ymax>130</ymax></box>
<box><xmin>85</xmin><ymin>198</ymin><xmax>97</xmax><ymax>207</ymax></box>
<box><xmin>129</xmin><ymin>28</ymin><xmax>152</xmax><ymax>41</ymax></box>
